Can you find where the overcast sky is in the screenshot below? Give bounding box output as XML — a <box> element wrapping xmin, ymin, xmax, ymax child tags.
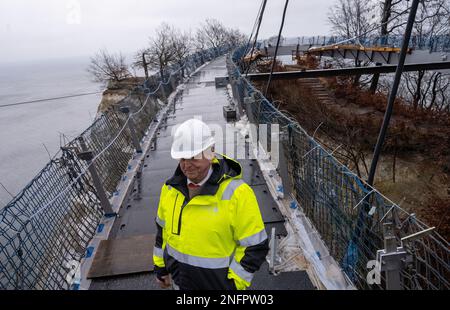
<box><xmin>0</xmin><ymin>0</ymin><xmax>333</xmax><ymax>64</ymax></box>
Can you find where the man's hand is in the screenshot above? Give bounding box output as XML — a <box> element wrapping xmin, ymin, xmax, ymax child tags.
<box><xmin>156</xmin><ymin>275</ymin><xmax>171</xmax><ymax>289</ymax></box>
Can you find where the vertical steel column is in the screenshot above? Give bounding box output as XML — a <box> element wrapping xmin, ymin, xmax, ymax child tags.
<box><xmin>377</xmin><ymin>221</ymin><xmax>413</xmax><ymax>290</ymax></box>
<box><xmin>119</xmin><ymin>106</ymin><xmax>143</xmax><ymax>154</ymax></box>
<box><xmin>170</xmin><ymin>74</ymin><xmax>177</xmax><ymax>91</ymax></box>
<box><xmin>367</xmin><ymin>0</ymin><xmax>420</xmax><ymax>186</ymax></box>
<box><xmin>134</xmin><ymin>159</ymin><xmax>144</xmax><ymax>201</ymax></box>
<box><xmin>269</xmin><ymin>227</ymin><xmax>277</xmax><ymax>274</ymax></box>
<box><xmin>77</xmin><ymin>137</ymin><xmax>115</xmax><ymax>216</ymax></box>
<box><xmin>382</xmin><ymin>222</ymin><xmax>402</xmax><ymax>289</ymax></box>
<box><xmin>159</xmin><ymin>79</ymin><xmax>168</xmax><ymax>103</ymax></box>
<box><xmin>16</xmin><ymin>233</ymin><xmax>24</xmax><ymax>289</ymax></box>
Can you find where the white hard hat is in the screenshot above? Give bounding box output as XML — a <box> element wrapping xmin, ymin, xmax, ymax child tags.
<box><xmin>171</xmin><ymin>118</ymin><xmax>215</xmax><ymax>159</ymax></box>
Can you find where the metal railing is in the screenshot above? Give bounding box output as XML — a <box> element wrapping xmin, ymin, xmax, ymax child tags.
<box><xmin>265</xmin><ymin>35</ymin><xmax>450</xmax><ymax>52</ymax></box>
<box><xmin>0</xmin><ymin>45</ymin><xmax>230</xmax><ymax>290</ymax></box>
<box><xmin>228</xmin><ymin>46</ymin><xmax>449</xmax><ymax>290</ymax></box>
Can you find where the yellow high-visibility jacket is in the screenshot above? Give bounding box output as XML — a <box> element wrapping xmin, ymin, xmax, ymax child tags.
<box><xmin>153</xmin><ymin>155</ymin><xmax>269</xmax><ymax>290</ymax></box>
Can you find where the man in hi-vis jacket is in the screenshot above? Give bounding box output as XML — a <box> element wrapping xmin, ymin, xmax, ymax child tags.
<box><xmin>153</xmin><ymin>118</ymin><xmax>269</xmax><ymax>290</ymax></box>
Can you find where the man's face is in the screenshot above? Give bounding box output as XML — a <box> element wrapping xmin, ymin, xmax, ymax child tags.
<box><xmin>179</xmin><ymin>153</ymin><xmax>211</xmax><ymax>183</ymax></box>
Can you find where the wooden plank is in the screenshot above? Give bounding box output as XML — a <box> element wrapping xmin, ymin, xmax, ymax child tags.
<box><xmin>87</xmin><ymin>234</ymin><xmax>156</xmax><ymax>279</ymax></box>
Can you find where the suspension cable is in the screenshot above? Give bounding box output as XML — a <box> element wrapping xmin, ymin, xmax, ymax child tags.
<box><xmin>243</xmin><ymin>0</ymin><xmax>265</xmax><ymax>57</ymax></box>
<box><xmin>0</xmin><ymin>91</ymin><xmax>103</xmax><ymax>108</ymax></box>
<box><xmin>244</xmin><ymin>0</ymin><xmax>268</xmax><ymax>76</ymax></box>
<box><xmin>0</xmin><ymin>181</ymin><xmax>15</xmax><ymax>199</ymax></box>
<box><xmin>264</xmin><ymin>0</ymin><xmax>289</xmax><ymax>97</ymax></box>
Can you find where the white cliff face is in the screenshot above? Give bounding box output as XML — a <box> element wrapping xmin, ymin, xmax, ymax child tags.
<box><xmin>96</xmin><ymin>77</ymin><xmax>146</xmax><ymax>115</ymax></box>
<box><xmin>97</xmin><ymin>90</ymin><xmax>129</xmax><ymax>115</ymax></box>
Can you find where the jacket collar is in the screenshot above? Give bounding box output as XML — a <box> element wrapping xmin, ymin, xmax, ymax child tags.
<box><xmin>165</xmin><ymin>154</ymin><xmax>242</xmax><ymax>198</ymax></box>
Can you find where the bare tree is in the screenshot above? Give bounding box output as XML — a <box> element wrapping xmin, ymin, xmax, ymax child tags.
<box><xmin>132</xmin><ymin>48</ymin><xmax>150</xmax><ymax>79</ymax></box>
<box><xmin>87</xmin><ymin>49</ymin><xmax>131</xmax><ymax>84</ymax></box>
<box><xmin>133</xmin><ymin>20</ymin><xmax>244</xmax><ymax>82</ymax></box>
<box><xmin>196</xmin><ymin>18</ymin><xmax>228</xmax><ymax>49</ymax></box>
<box><xmin>171</xmin><ymin>28</ymin><xmax>193</xmax><ymax>77</ymax></box>
<box><xmin>133</xmin><ymin>26</ymin><xmax>192</xmax><ymax>80</ymax></box>
<box><xmin>381</xmin><ymin>0</ymin><xmax>450</xmax><ymax>111</ymax></box>
<box><xmin>328</xmin><ymin>0</ymin><xmax>378</xmax><ymax>85</ymax></box>
<box><xmin>225</xmin><ymin>28</ymin><xmax>247</xmax><ymax>47</ymax></box>
<box><xmin>145</xmin><ymin>23</ymin><xmax>178</xmax><ymax>80</ymax></box>
<box><xmin>403</xmin><ymin>71</ymin><xmax>450</xmax><ymax>111</ymax></box>
<box><xmin>369</xmin><ymin>0</ymin><xmax>402</xmax><ymax>92</ymax></box>
<box><xmin>380</xmin><ymin>0</ymin><xmax>450</xmax><ymax>37</ymax></box>
<box><xmin>327</xmin><ymin>0</ymin><xmax>378</xmax><ymax>39</ymax></box>
<box><xmin>194</xmin><ymin>29</ymin><xmax>208</xmax><ymax>52</ymax></box>
<box><xmin>194</xmin><ymin>19</ymin><xmax>246</xmax><ymax>51</ymax></box>
<box><xmin>328</xmin><ymin>0</ymin><xmax>450</xmax><ymax>110</ymax></box>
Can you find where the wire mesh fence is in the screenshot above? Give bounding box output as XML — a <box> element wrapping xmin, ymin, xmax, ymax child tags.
<box><xmin>228</xmin><ymin>46</ymin><xmax>449</xmax><ymax>290</ymax></box>
<box><xmin>0</xmin><ymin>46</ymin><xmax>230</xmax><ymax>290</ymax></box>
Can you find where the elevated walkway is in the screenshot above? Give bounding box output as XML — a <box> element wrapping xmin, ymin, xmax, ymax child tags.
<box><xmin>263</xmin><ymin>43</ymin><xmax>449</xmax><ymax>65</ymax></box>
<box><xmin>305</xmin><ymin>44</ymin><xmax>449</xmax><ymax>65</ymax></box>
<box><xmin>88</xmin><ymin>57</ymin><xmax>315</xmax><ymax>290</ymax></box>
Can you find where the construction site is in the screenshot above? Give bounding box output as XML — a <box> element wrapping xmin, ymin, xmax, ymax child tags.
<box><xmin>0</xmin><ymin>0</ymin><xmax>449</xmax><ymax>292</ymax></box>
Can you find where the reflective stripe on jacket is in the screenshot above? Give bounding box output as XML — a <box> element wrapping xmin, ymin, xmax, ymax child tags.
<box><xmin>153</xmin><ymin>154</ymin><xmax>269</xmax><ymax>290</ymax></box>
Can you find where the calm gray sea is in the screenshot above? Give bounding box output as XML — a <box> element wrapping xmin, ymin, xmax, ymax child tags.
<box><xmin>0</xmin><ymin>56</ymin><xmax>104</xmax><ymax>206</ymax></box>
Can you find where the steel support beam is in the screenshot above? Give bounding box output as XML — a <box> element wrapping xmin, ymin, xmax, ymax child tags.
<box><xmin>77</xmin><ymin>137</ymin><xmax>115</xmax><ymax>217</ymax></box>
<box><xmin>367</xmin><ymin>0</ymin><xmax>420</xmax><ymax>186</ymax></box>
<box><xmin>246</xmin><ymin>61</ymin><xmax>450</xmax><ymax>81</ymax></box>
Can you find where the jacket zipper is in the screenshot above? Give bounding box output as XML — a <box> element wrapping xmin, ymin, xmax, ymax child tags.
<box><xmin>176</xmin><ymin>200</ymin><xmax>188</xmax><ymax>235</ymax></box>
<box><xmin>171</xmin><ymin>194</ymin><xmax>179</xmax><ymax>235</ymax></box>
<box><xmin>171</xmin><ymin>192</ymin><xmax>188</xmax><ymax>236</ymax></box>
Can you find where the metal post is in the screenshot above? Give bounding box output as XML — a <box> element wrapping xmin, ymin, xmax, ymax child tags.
<box><xmin>16</xmin><ymin>233</ymin><xmax>24</xmax><ymax>289</ymax></box>
<box><xmin>170</xmin><ymin>75</ymin><xmax>177</xmax><ymax>91</ymax></box>
<box><xmin>382</xmin><ymin>222</ymin><xmax>402</xmax><ymax>290</ymax></box>
<box><xmin>237</xmin><ymin>77</ymin><xmax>245</xmax><ymax>106</ymax></box>
<box><xmin>179</xmin><ymin>60</ymin><xmax>185</xmax><ymax>79</ymax></box>
<box><xmin>367</xmin><ymin>0</ymin><xmax>420</xmax><ymax>186</ymax></box>
<box><xmin>269</xmin><ymin>227</ymin><xmax>277</xmax><ymax>274</ymax></box>
<box><xmin>77</xmin><ymin>137</ymin><xmax>115</xmax><ymax>216</ymax></box>
<box><xmin>134</xmin><ymin>159</ymin><xmax>144</xmax><ymax>201</ymax></box>
<box><xmin>142</xmin><ymin>53</ymin><xmax>149</xmax><ymax>80</ymax></box>
<box><xmin>159</xmin><ymin>79</ymin><xmax>168</xmax><ymax>103</ymax></box>
<box><xmin>277</xmin><ymin>138</ymin><xmax>292</xmax><ymax>198</ymax></box>
<box><xmin>119</xmin><ymin>107</ymin><xmax>142</xmax><ymax>154</ymax></box>
<box><xmin>370</xmin><ymin>63</ymin><xmax>383</xmax><ymax>94</ymax></box>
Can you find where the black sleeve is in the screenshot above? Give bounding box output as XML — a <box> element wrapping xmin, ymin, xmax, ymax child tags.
<box><xmin>239</xmin><ymin>238</ymin><xmax>270</xmax><ymax>273</ymax></box>
<box><xmin>154</xmin><ymin>221</ymin><xmax>169</xmax><ymax>280</ymax></box>
<box><xmin>155</xmin><ymin>221</ymin><xmax>164</xmax><ymax>248</ymax></box>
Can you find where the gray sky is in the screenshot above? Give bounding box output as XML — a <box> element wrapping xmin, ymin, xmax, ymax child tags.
<box><xmin>0</xmin><ymin>0</ymin><xmax>333</xmax><ymax>64</ymax></box>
